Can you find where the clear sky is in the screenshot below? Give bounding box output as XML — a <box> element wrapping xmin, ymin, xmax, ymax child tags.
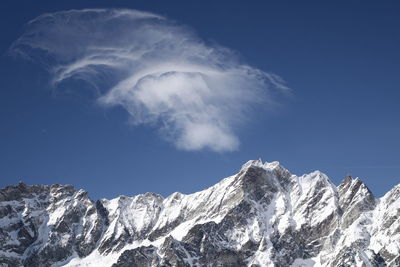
<box><xmin>1</xmin><ymin>0</ymin><xmax>399</xmax><ymax>200</ymax></box>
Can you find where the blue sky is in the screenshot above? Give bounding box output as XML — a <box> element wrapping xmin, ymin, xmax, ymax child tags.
<box><xmin>1</xmin><ymin>0</ymin><xmax>399</xmax><ymax>199</ymax></box>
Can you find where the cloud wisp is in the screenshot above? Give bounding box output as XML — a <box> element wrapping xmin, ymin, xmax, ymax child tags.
<box><xmin>11</xmin><ymin>9</ymin><xmax>289</xmax><ymax>152</ymax></box>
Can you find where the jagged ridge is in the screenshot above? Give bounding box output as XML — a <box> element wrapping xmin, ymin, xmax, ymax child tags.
<box><xmin>0</xmin><ymin>160</ymin><xmax>399</xmax><ymax>266</ymax></box>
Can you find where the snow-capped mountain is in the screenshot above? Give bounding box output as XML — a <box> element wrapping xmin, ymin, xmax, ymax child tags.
<box><xmin>0</xmin><ymin>160</ymin><xmax>399</xmax><ymax>266</ymax></box>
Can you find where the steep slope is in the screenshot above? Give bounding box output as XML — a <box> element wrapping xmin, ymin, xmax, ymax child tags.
<box><xmin>0</xmin><ymin>160</ymin><xmax>399</xmax><ymax>267</ymax></box>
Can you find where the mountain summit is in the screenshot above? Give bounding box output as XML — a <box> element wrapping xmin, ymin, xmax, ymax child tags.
<box><xmin>0</xmin><ymin>160</ymin><xmax>399</xmax><ymax>266</ymax></box>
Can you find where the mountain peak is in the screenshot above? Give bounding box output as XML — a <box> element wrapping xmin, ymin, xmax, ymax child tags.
<box><xmin>241</xmin><ymin>159</ymin><xmax>281</xmax><ymax>170</ymax></box>
<box><xmin>338</xmin><ymin>175</ymin><xmax>371</xmax><ymax>195</ymax></box>
<box><xmin>337</xmin><ymin>175</ymin><xmax>376</xmax><ymax>228</ymax></box>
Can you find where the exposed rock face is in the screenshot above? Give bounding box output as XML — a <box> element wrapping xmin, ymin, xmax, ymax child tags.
<box><xmin>0</xmin><ymin>160</ymin><xmax>399</xmax><ymax>266</ymax></box>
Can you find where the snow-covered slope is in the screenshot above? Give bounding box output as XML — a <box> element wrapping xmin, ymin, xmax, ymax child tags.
<box><xmin>0</xmin><ymin>160</ymin><xmax>399</xmax><ymax>266</ymax></box>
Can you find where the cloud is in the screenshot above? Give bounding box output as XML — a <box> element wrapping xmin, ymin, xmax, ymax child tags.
<box><xmin>11</xmin><ymin>8</ymin><xmax>289</xmax><ymax>152</ymax></box>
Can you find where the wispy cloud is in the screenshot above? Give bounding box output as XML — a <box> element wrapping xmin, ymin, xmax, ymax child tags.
<box><xmin>11</xmin><ymin>9</ymin><xmax>289</xmax><ymax>152</ymax></box>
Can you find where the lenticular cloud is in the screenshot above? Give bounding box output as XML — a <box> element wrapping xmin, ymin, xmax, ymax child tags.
<box><xmin>11</xmin><ymin>9</ymin><xmax>289</xmax><ymax>152</ymax></box>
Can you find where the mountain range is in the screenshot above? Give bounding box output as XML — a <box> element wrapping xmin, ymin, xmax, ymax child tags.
<box><xmin>0</xmin><ymin>160</ymin><xmax>399</xmax><ymax>266</ymax></box>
